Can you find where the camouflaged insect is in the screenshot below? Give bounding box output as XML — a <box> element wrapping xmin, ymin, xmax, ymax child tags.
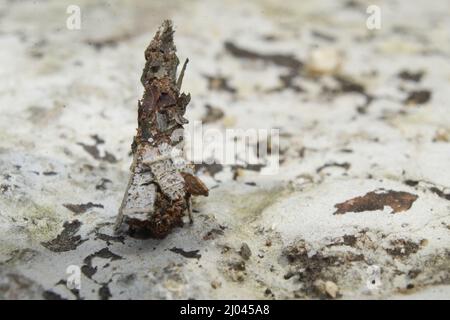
<box><xmin>115</xmin><ymin>20</ymin><xmax>208</xmax><ymax>238</ymax></box>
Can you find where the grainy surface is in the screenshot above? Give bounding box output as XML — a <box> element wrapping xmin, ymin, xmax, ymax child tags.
<box><xmin>0</xmin><ymin>0</ymin><xmax>449</xmax><ymax>299</ymax></box>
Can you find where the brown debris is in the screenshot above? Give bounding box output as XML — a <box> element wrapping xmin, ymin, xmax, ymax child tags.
<box><xmin>203</xmin><ymin>227</ymin><xmax>225</xmax><ymax>240</ymax></box>
<box><xmin>333</xmin><ymin>190</ymin><xmax>418</xmax><ymax>215</ymax></box>
<box><xmin>115</xmin><ymin>21</ymin><xmax>208</xmax><ymax>238</ymax></box>
<box><xmin>316</xmin><ymin>162</ymin><xmax>350</xmax><ymax>173</ymax></box>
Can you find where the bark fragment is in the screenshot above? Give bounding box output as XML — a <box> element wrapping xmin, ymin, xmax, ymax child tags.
<box><xmin>115</xmin><ymin>20</ymin><xmax>208</xmax><ymax>238</ymax></box>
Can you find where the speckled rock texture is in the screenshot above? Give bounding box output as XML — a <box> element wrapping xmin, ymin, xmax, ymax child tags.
<box><xmin>0</xmin><ymin>0</ymin><xmax>449</xmax><ymax>299</ymax></box>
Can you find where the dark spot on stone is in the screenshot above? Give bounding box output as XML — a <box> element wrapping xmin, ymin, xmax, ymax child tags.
<box><xmin>42</xmin><ymin>171</ymin><xmax>57</xmax><ymax>176</ymax></box>
<box><xmin>95</xmin><ymin>232</ymin><xmax>125</xmax><ymax>245</ymax></box>
<box><xmin>82</xmin><ymin>248</ymin><xmax>123</xmax><ymax>279</ymax></box>
<box><xmin>398</xmin><ymin>70</ymin><xmax>424</xmax><ymax>82</ymax></box>
<box><xmin>264</xmin><ymin>288</ymin><xmax>274</xmax><ymax>297</ymax></box>
<box><xmin>195</xmin><ymin>163</ymin><xmax>223</xmax><ymax>177</ymax></box>
<box><xmin>408</xmin><ymin>269</ymin><xmax>421</xmax><ymax>279</ymax></box>
<box><xmin>404</xmin><ymin>179</ymin><xmax>419</xmax><ymax>187</ymax></box>
<box><xmin>404</xmin><ymin>90</ymin><xmax>431</xmax><ymax>105</ymax></box>
<box><xmin>55</xmin><ymin>280</ymin><xmax>82</xmax><ymax>300</ymax></box>
<box><xmin>126</xmin><ymin>227</ymin><xmax>156</xmax><ymax>240</ymax></box>
<box><xmin>203</xmin><ymin>228</ymin><xmax>225</xmax><ymax>240</ymax></box>
<box><xmin>261</xmin><ymin>34</ymin><xmax>278</xmax><ymax>41</ymax></box>
<box><xmin>344</xmin><ymin>0</ymin><xmax>361</xmax><ymax>9</ymax></box>
<box><xmin>342</xmin><ymin>235</ymin><xmax>357</xmax><ymax>247</ymax></box>
<box><xmin>204</xmin><ymin>75</ymin><xmax>237</xmax><ymax>93</ymax></box>
<box><xmin>63</xmin><ymin>202</ymin><xmax>104</xmax><ymax>214</ymax></box>
<box><xmin>283</xmin><ymin>242</ymin><xmax>340</xmax><ymax>298</ymax></box>
<box><xmin>334</xmin><ymin>190</ymin><xmax>418</xmax><ymax>215</ymax></box>
<box><xmin>77</xmin><ymin>135</ymin><xmax>117</xmax><ymax>163</ymax></box>
<box><xmin>98</xmin><ymin>283</ymin><xmax>112</xmax><ymax>300</ymax></box>
<box><xmin>284</xmin><ymin>271</ymin><xmax>295</xmax><ymax>280</ymax></box>
<box><xmin>225</xmin><ymin>41</ymin><xmax>303</xmax><ymax>70</ymax></box>
<box><xmin>3</xmin><ymin>248</ymin><xmax>38</xmax><ymax>265</ymax></box>
<box><xmin>81</xmin><ymin>265</ymin><xmax>97</xmax><ymax>279</ymax></box>
<box><xmin>229</xmin><ymin>260</ymin><xmax>246</xmax><ymax>271</ymax></box>
<box><xmin>231</xmin><ymin>164</ymin><xmax>264</xmax><ymax>173</ymax></box>
<box><xmin>386</xmin><ymin>239</ymin><xmax>422</xmax><ymax>258</ymax></box>
<box><xmin>316</xmin><ymin>162</ymin><xmax>350</xmax><ymax>173</ymax></box>
<box><xmin>323</xmin><ymin>75</ymin><xmax>373</xmax><ymax>113</ymax></box>
<box><xmin>276</xmin><ymin>71</ymin><xmax>304</xmax><ymax>92</ymax></box>
<box><xmin>43</xmin><ymin>290</ymin><xmax>65</xmax><ymax>300</ymax></box>
<box><xmin>224</xmin><ymin>41</ymin><xmax>304</xmax><ymax>93</ymax></box>
<box><xmin>333</xmin><ymin>75</ymin><xmax>365</xmax><ymax>94</ymax></box>
<box><xmin>95</xmin><ymin>178</ymin><xmax>112</xmax><ymax>190</ymax></box>
<box><xmin>201</xmin><ymin>104</ymin><xmax>225</xmax><ymax>124</ymax></box>
<box><xmin>311</xmin><ymin>30</ymin><xmax>336</xmax><ymax>42</ymax></box>
<box><xmin>86</xmin><ymin>35</ymin><xmax>126</xmax><ymax>50</ymax></box>
<box><xmin>1</xmin><ymin>184</ymin><xmax>10</xmax><ymax>193</ymax></box>
<box><xmin>239</xmin><ymin>243</ymin><xmax>252</xmax><ymax>260</ymax></box>
<box><xmin>245</xmin><ymin>182</ymin><xmax>257</xmax><ymax>186</ymax></box>
<box><xmin>90</xmin><ymin>134</ymin><xmax>105</xmax><ymax>145</ymax></box>
<box><xmin>169</xmin><ymin>247</ymin><xmax>201</xmax><ymax>259</ymax></box>
<box><xmin>78</xmin><ymin>143</ymin><xmax>118</xmax><ymax>163</ymax></box>
<box><xmin>429</xmin><ymin>187</ymin><xmax>450</xmax><ymax>201</ymax></box>
<box><xmin>41</xmin><ymin>220</ymin><xmax>86</xmax><ymax>252</ymax></box>
<box><xmin>84</xmin><ymin>248</ymin><xmax>123</xmax><ymax>265</ymax></box>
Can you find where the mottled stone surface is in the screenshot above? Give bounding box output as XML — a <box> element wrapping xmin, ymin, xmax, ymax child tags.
<box><xmin>0</xmin><ymin>0</ymin><xmax>449</xmax><ymax>299</ymax></box>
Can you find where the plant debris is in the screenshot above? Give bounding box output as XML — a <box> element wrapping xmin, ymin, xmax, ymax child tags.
<box><xmin>115</xmin><ymin>20</ymin><xmax>208</xmax><ymax>238</ymax></box>
<box><xmin>334</xmin><ymin>190</ymin><xmax>418</xmax><ymax>215</ymax></box>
